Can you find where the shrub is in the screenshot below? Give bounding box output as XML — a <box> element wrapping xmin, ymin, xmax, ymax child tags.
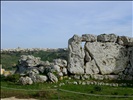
<box><xmin>111</xmin><ymin>92</ymin><xmax>118</xmax><ymax>95</ymax></box>
<box><xmin>1</xmin><ymin>75</ymin><xmax>6</xmax><ymax>81</ymax></box>
<box><xmin>90</xmin><ymin>90</ymin><xmax>94</xmax><ymax>93</ymax></box>
<box><xmin>93</xmin><ymin>86</ymin><xmax>102</xmax><ymax>92</ymax></box>
<box><xmin>4</xmin><ymin>74</ymin><xmax>20</xmax><ymax>83</ymax></box>
<box><xmin>124</xmin><ymin>94</ymin><xmax>129</xmax><ymax>96</ymax></box>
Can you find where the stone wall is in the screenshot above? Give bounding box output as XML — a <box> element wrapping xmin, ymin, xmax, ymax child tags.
<box><xmin>68</xmin><ymin>34</ymin><xmax>133</xmax><ymax>80</ymax></box>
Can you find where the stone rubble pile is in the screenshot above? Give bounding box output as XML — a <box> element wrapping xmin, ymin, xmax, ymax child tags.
<box><xmin>60</xmin><ymin>80</ymin><xmax>133</xmax><ymax>87</ymax></box>
<box><xmin>68</xmin><ymin>34</ymin><xmax>133</xmax><ymax>80</ymax></box>
<box><xmin>15</xmin><ymin>55</ymin><xmax>67</xmax><ymax>85</ymax></box>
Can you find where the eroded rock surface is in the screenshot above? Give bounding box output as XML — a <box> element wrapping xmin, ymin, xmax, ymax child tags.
<box><xmin>68</xmin><ymin>33</ymin><xmax>133</xmax><ymax>80</ymax></box>
<box><xmin>68</xmin><ymin>35</ymin><xmax>85</xmax><ymax>74</ymax></box>
<box><xmin>85</xmin><ymin>42</ymin><xmax>129</xmax><ymax>74</ymax></box>
<box><xmin>15</xmin><ymin>55</ymin><xmax>67</xmax><ymax>84</ymax></box>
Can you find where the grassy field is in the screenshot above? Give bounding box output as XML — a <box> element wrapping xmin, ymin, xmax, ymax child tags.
<box><xmin>1</xmin><ymin>51</ymin><xmax>133</xmax><ymax>100</ymax></box>
<box><xmin>1</xmin><ymin>77</ymin><xmax>133</xmax><ymax>100</ymax></box>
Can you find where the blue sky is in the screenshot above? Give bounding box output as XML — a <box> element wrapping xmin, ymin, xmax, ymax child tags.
<box><xmin>1</xmin><ymin>1</ymin><xmax>132</xmax><ymax>49</ymax></box>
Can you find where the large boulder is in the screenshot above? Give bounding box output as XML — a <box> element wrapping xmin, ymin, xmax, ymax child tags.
<box><xmin>47</xmin><ymin>72</ymin><xmax>58</xmax><ymax>83</ymax></box>
<box><xmin>117</xmin><ymin>36</ymin><xmax>133</xmax><ymax>46</ymax></box>
<box><xmin>39</xmin><ymin>61</ymin><xmax>50</xmax><ymax>66</ymax></box>
<box><xmin>62</xmin><ymin>67</ymin><xmax>68</xmax><ymax>75</ymax></box>
<box><xmin>85</xmin><ymin>42</ymin><xmax>129</xmax><ymax>75</ymax></box>
<box><xmin>129</xmin><ymin>47</ymin><xmax>133</xmax><ymax>68</ymax></box>
<box><xmin>97</xmin><ymin>34</ymin><xmax>117</xmax><ymax>42</ymax></box>
<box><xmin>53</xmin><ymin>59</ymin><xmax>67</xmax><ymax>67</ymax></box>
<box><xmin>85</xmin><ymin>60</ymin><xmax>99</xmax><ymax>74</ymax></box>
<box><xmin>28</xmin><ymin>69</ymin><xmax>48</xmax><ymax>83</ymax></box>
<box><xmin>82</xmin><ymin>34</ymin><xmax>97</xmax><ymax>42</ymax></box>
<box><xmin>19</xmin><ymin>76</ymin><xmax>33</xmax><ymax>85</ymax></box>
<box><xmin>15</xmin><ymin>55</ymin><xmax>52</xmax><ymax>75</ymax></box>
<box><xmin>122</xmin><ymin>47</ymin><xmax>133</xmax><ymax>79</ymax></box>
<box><xmin>18</xmin><ymin>55</ymin><xmax>41</xmax><ymax>67</ymax></box>
<box><xmin>51</xmin><ymin>65</ymin><xmax>61</xmax><ymax>72</ymax></box>
<box><xmin>68</xmin><ymin>35</ymin><xmax>85</xmax><ymax>74</ymax></box>
<box><xmin>35</xmin><ymin>75</ymin><xmax>48</xmax><ymax>83</ymax></box>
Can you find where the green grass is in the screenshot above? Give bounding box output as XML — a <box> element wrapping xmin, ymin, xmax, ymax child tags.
<box><xmin>1</xmin><ymin>79</ymin><xmax>133</xmax><ymax>100</ymax></box>
<box><xmin>1</xmin><ymin>51</ymin><xmax>133</xmax><ymax>100</ymax></box>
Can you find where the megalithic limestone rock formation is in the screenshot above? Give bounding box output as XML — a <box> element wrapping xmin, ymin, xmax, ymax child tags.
<box><xmin>68</xmin><ymin>33</ymin><xmax>133</xmax><ymax>80</ymax></box>
<box><xmin>68</xmin><ymin>34</ymin><xmax>85</xmax><ymax>74</ymax></box>
<box><xmin>85</xmin><ymin>42</ymin><xmax>129</xmax><ymax>75</ymax></box>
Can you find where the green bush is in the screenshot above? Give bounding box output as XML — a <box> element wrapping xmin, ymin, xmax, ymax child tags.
<box><xmin>111</xmin><ymin>92</ymin><xmax>118</xmax><ymax>95</ymax></box>
<box><xmin>90</xmin><ymin>90</ymin><xmax>94</xmax><ymax>93</ymax></box>
<box><xmin>93</xmin><ymin>86</ymin><xmax>102</xmax><ymax>92</ymax></box>
<box><xmin>1</xmin><ymin>75</ymin><xmax>7</xmax><ymax>81</ymax></box>
<box><xmin>4</xmin><ymin>74</ymin><xmax>20</xmax><ymax>83</ymax></box>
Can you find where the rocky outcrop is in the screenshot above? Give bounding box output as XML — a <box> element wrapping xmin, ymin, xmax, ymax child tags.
<box><xmin>52</xmin><ymin>59</ymin><xmax>68</xmax><ymax>76</ymax></box>
<box><xmin>5</xmin><ymin>33</ymin><xmax>133</xmax><ymax>83</ymax></box>
<box><xmin>14</xmin><ymin>55</ymin><xmax>67</xmax><ymax>84</ymax></box>
<box><xmin>82</xmin><ymin>34</ymin><xmax>97</xmax><ymax>42</ymax></box>
<box><xmin>117</xmin><ymin>36</ymin><xmax>133</xmax><ymax>46</ymax></box>
<box><xmin>85</xmin><ymin>42</ymin><xmax>128</xmax><ymax>74</ymax></box>
<box><xmin>68</xmin><ymin>33</ymin><xmax>133</xmax><ymax>80</ymax></box>
<box><xmin>19</xmin><ymin>76</ymin><xmax>33</xmax><ymax>85</ymax></box>
<box><xmin>97</xmin><ymin>34</ymin><xmax>117</xmax><ymax>42</ymax></box>
<box><xmin>47</xmin><ymin>72</ymin><xmax>58</xmax><ymax>83</ymax></box>
<box><xmin>119</xmin><ymin>47</ymin><xmax>133</xmax><ymax>80</ymax></box>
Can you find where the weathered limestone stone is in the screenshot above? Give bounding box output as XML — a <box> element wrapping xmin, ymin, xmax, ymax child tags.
<box><xmin>15</xmin><ymin>55</ymin><xmax>43</xmax><ymax>74</ymax></box>
<box><xmin>19</xmin><ymin>55</ymin><xmax>41</xmax><ymax>67</ymax></box>
<box><xmin>85</xmin><ymin>60</ymin><xmax>99</xmax><ymax>74</ymax></box>
<box><xmin>73</xmin><ymin>75</ymin><xmax>80</xmax><ymax>80</ymax></box>
<box><xmin>29</xmin><ymin>74</ymin><xmax>48</xmax><ymax>83</ymax></box>
<box><xmin>35</xmin><ymin>75</ymin><xmax>48</xmax><ymax>83</ymax></box>
<box><xmin>47</xmin><ymin>72</ymin><xmax>58</xmax><ymax>83</ymax></box>
<box><xmin>62</xmin><ymin>67</ymin><xmax>67</xmax><ymax>75</ymax></box>
<box><xmin>91</xmin><ymin>75</ymin><xmax>104</xmax><ymax>80</ymax></box>
<box><xmin>19</xmin><ymin>76</ymin><xmax>33</xmax><ymax>85</ymax></box>
<box><xmin>39</xmin><ymin>61</ymin><xmax>50</xmax><ymax>66</ymax></box>
<box><xmin>97</xmin><ymin>33</ymin><xmax>117</xmax><ymax>42</ymax></box>
<box><xmin>85</xmin><ymin>42</ymin><xmax>129</xmax><ymax>74</ymax></box>
<box><xmin>84</xmin><ymin>50</ymin><xmax>91</xmax><ymax>62</ymax></box>
<box><xmin>53</xmin><ymin>59</ymin><xmax>67</xmax><ymax>67</ymax></box>
<box><xmin>117</xmin><ymin>36</ymin><xmax>133</xmax><ymax>46</ymax></box>
<box><xmin>73</xmin><ymin>81</ymin><xmax>78</xmax><ymax>85</ymax></box>
<box><xmin>107</xmin><ymin>75</ymin><xmax>119</xmax><ymax>80</ymax></box>
<box><xmin>82</xmin><ymin>74</ymin><xmax>90</xmax><ymax>80</ymax></box>
<box><xmin>129</xmin><ymin>47</ymin><xmax>133</xmax><ymax>68</ymax></box>
<box><xmin>58</xmin><ymin>72</ymin><xmax>63</xmax><ymax>77</ymax></box>
<box><xmin>82</xmin><ymin>81</ymin><xmax>86</xmax><ymax>85</ymax></box>
<box><xmin>52</xmin><ymin>65</ymin><xmax>61</xmax><ymax>72</ymax></box>
<box><xmin>82</xmin><ymin>34</ymin><xmax>97</xmax><ymax>42</ymax></box>
<box><xmin>68</xmin><ymin>34</ymin><xmax>133</xmax><ymax>80</ymax></box>
<box><xmin>121</xmin><ymin>47</ymin><xmax>133</xmax><ymax>80</ymax></box>
<box><xmin>68</xmin><ymin>35</ymin><xmax>85</xmax><ymax>74</ymax></box>
<box><xmin>38</xmin><ymin>66</ymin><xmax>45</xmax><ymax>73</ymax></box>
